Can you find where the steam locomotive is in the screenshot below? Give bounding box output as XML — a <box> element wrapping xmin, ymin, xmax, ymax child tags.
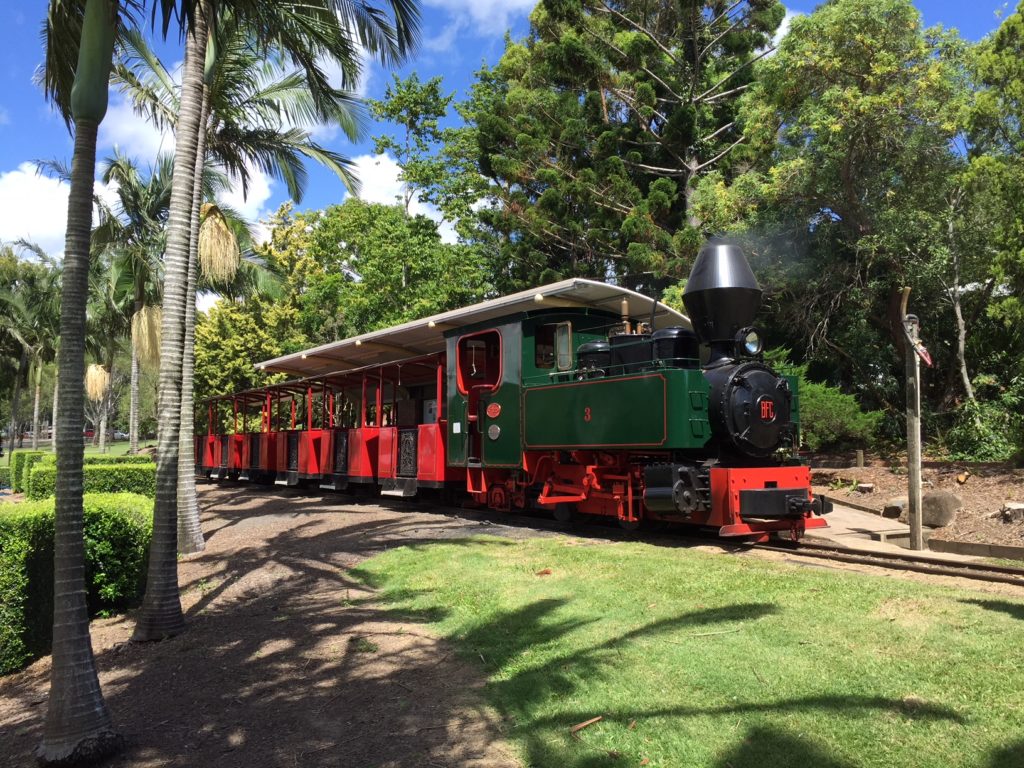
<box><xmin>197</xmin><ymin>241</ymin><xmax>829</xmax><ymax>540</ymax></box>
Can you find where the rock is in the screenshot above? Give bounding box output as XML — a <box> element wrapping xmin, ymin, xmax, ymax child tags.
<box><xmin>897</xmin><ymin>491</ymin><xmax>963</xmax><ymax>528</ymax></box>
<box><xmin>884</xmin><ymin>497</ymin><xmax>908</xmax><ymax>519</ymax></box>
<box><xmin>923</xmin><ymin>491</ymin><xmax>962</xmax><ymax>528</ymax></box>
<box><xmin>855</xmin><ymin>483</ymin><xmax>874</xmax><ymax>494</ymax></box>
<box><xmin>1001</xmin><ymin>502</ymin><xmax>1024</xmax><ymax>524</ymax></box>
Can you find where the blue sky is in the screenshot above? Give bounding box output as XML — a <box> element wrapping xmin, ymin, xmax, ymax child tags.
<box><xmin>0</xmin><ymin>0</ymin><xmax>1010</xmax><ymax>259</ymax></box>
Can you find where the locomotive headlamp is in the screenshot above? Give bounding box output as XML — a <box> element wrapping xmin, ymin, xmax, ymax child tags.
<box><xmin>737</xmin><ymin>327</ymin><xmax>763</xmax><ymax>356</ymax></box>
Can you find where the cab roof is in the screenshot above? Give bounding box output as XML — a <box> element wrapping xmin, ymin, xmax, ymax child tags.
<box><xmin>256</xmin><ymin>278</ymin><xmax>690</xmax><ymax>377</ymax></box>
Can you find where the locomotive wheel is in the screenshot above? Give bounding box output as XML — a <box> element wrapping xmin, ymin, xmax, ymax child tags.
<box><xmin>553</xmin><ymin>503</ymin><xmax>575</xmax><ymax>524</ymax></box>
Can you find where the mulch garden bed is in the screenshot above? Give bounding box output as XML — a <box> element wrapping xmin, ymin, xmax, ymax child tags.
<box><xmin>811</xmin><ymin>460</ymin><xmax>1024</xmax><ymax>547</ymax></box>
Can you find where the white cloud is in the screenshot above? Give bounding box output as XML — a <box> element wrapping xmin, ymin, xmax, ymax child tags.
<box><xmin>196</xmin><ymin>291</ymin><xmax>219</xmax><ymax>312</ymax></box>
<box><xmin>423</xmin><ymin>0</ymin><xmax>534</xmax><ymax>35</ymax></box>
<box><xmin>424</xmin><ymin>18</ymin><xmax>467</xmax><ymax>52</ymax></box>
<box><xmin>0</xmin><ymin>163</ymin><xmax>69</xmax><ymax>254</ymax></box>
<box><xmin>0</xmin><ymin>162</ymin><xmax>116</xmax><ymax>257</ymax></box>
<box><xmin>0</xmin><ymin>109</ymin><xmax>9</xmax><ymax>127</ymax></box>
<box><xmin>350</xmin><ymin>153</ymin><xmax>457</xmax><ymax>244</ymax></box>
<box><xmin>773</xmin><ymin>8</ymin><xmax>803</xmax><ymax>49</ymax></box>
<box><xmin>98</xmin><ymin>93</ymin><xmax>173</xmax><ymax>162</ymax></box>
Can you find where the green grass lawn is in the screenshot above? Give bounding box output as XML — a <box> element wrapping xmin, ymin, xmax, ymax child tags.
<box><xmin>353</xmin><ymin>536</ymin><xmax>1024</xmax><ymax>768</ymax></box>
<box><xmin>83</xmin><ymin>440</ymin><xmax>151</xmax><ymax>456</ymax></box>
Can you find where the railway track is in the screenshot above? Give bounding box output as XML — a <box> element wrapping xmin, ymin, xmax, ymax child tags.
<box><xmin>756</xmin><ymin>538</ymin><xmax>1024</xmax><ymax>587</ymax></box>
<box><xmin>202</xmin><ymin>479</ymin><xmax>1024</xmax><ymax>588</ymax></box>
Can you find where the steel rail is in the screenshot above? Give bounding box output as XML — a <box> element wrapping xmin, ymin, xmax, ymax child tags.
<box><xmin>757</xmin><ymin>539</ymin><xmax>1024</xmax><ymax>587</ymax></box>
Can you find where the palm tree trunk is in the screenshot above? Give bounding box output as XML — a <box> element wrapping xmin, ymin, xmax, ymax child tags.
<box><xmin>37</xmin><ymin>115</ymin><xmax>121</xmax><ymax>765</ymax></box>
<box><xmin>98</xmin><ymin>345</ymin><xmax>114</xmax><ymax>454</ymax></box>
<box><xmin>31</xmin><ymin>360</ymin><xmax>42</xmax><ymax>451</ymax></box>
<box><xmin>177</xmin><ymin>87</ymin><xmax>210</xmax><ymax>555</ymax></box>
<box><xmin>129</xmin><ymin>341</ymin><xmax>140</xmax><ymax>453</ymax></box>
<box><xmin>51</xmin><ymin>372</ymin><xmax>58</xmax><ymax>453</ymax></box>
<box><xmin>133</xmin><ymin>0</ymin><xmax>209</xmax><ymax>641</ymax></box>
<box><xmin>130</xmin><ymin>291</ymin><xmax>142</xmax><ymax>455</ymax></box>
<box><xmin>7</xmin><ymin>350</ymin><xmax>26</xmax><ymax>459</ymax></box>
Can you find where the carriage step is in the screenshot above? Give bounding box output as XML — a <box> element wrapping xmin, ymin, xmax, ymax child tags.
<box><xmin>381</xmin><ymin>477</ymin><xmax>418</xmax><ymax>498</ymax></box>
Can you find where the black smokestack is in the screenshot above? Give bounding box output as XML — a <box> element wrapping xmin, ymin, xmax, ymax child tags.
<box><xmin>682</xmin><ymin>241</ymin><xmax>762</xmax><ymax>365</ymax></box>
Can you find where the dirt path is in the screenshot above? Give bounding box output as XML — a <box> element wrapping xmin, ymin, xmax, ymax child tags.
<box><xmin>0</xmin><ymin>484</ymin><xmax>539</xmax><ymax>768</ymax></box>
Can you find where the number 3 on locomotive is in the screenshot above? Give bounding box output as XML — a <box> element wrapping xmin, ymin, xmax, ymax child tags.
<box><xmin>583</xmin><ymin>406</ymin><xmax>592</xmax><ymax>422</ymax></box>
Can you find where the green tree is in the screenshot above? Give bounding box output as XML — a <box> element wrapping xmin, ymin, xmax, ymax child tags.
<box><xmin>971</xmin><ymin>2</ymin><xmax>1024</xmax><ymax>337</ymax></box>
<box><xmin>691</xmin><ymin>0</ymin><xmax>969</xmax><ymax>420</ymax></box>
<box><xmin>460</xmin><ymin>0</ymin><xmax>784</xmax><ymax>290</ymax></box>
<box><xmin>194</xmin><ymin>299</ymin><xmax>306</xmax><ymax>399</ymax></box>
<box><xmin>259</xmin><ymin>199</ymin><xmax>489</xmax><ymax>345</ymax></box>
<box><xmin>114</xmin><ymin>14</ymin><xmax>369</xmax><ymax>553</ymax></box>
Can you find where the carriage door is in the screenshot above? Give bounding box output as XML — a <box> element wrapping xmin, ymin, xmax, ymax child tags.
<box><xmin>450</xmin><ymin>330</ymin><xmax>501</xmax><ymax>465</ymax></box>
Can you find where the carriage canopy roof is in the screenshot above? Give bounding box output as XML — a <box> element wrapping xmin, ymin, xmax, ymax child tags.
<box><xmin>256</xmin><ymin>278</ymin><xmax>691</xmax><ymax>377</ymax></box>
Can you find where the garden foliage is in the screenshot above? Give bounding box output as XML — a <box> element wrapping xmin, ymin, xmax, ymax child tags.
<box><xmin>9</xmin><ymin>450</ymin><xmax>46</xmax><ymax>493</ymax></box>
<box><xmin>26</xmin><ymin>461</ymin><xmax>156</xmax><ymax>500</ymax></box>
<box><xmin>0</xmin><ymin>493</ymin><xmax>152</xmax><ymax>674</ymax></box>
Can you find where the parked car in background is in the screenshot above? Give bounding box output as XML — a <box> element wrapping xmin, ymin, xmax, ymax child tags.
<box><xmin>113</xmin><ymin>430</ymin><xmax>129</xmax><ymax>440</ymax></box>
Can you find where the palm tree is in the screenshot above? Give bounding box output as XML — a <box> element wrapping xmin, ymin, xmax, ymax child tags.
<box><xmin>92</xmin><ymin>152</ymin><xmax>173</xmax><ymax>453</ymax></box>
<box><xmin>84</xmin><ymin>249</ymin><xmax>134</xmax><ymax>453</ymax></box>
<box><xmin>38</xmin><ymin>0</ymin><xmax>199</xmax><ymax>761</ymax></box>
<box><xmin>12</xmin><ymin>243</ymin><xmax>62</xmax><ymax>452</ymax></box>
<box><xmin>116</xmin><ymin>20</ymin><xmax>366</xmax><ymax>554</ymax></box>
<box><xmin>0</xmin><ymin>263</ymin><xmax>60</xmax><ymax>453</ymax></box>
<box><xmin>127</xmin><ymin>0</ymin><xmax>420</xmax><ymax>627</ymax></box>
<box><xmin>0</xmin><ymin>248</ymin><xmax>58</xmax><ymax>455</ymax></box>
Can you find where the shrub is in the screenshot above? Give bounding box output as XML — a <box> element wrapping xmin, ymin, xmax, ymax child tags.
<box><xmin>944</xmin><ymin>381</ymin><xmax>1024</xmax><ymax>461</ymax></box>
<box><xmin>766</xmin><ymin>349</ymin><xmax>882</xmax><ymax>453</ymax></box>
<box><xmin>84</xmin><ymin>454</ymin><xmax>154</xmax><ymax>465</ymax></box>
<box><xmin>0</xmin><ymin>467</ymin><xmax>9</xmax><ymax>490</ymax></box>
<box><xmin>0</xmin><ymin>493</ymin><xmax>152</xmax><ymax>674</ymax></box>
<box><xmin>27</xmin><ymin>463</ymin><xmax>156</xmax><ymax>501</ymax></box>
<box><xmin>10</xmin><ymin>451</ymin><xmax>46</xmax><ymax>493</ymax></box>
<box><xmin>799</xmin><ymin>378</ymin><xmax>884</xmax><ymax>452</ymax></box>
<box><xmin>30</xmin><ymin>454</ymin><xmax>152</xmax><ymax>469</ymax></box>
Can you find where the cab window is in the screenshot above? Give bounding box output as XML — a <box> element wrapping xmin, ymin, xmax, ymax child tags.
<box><xmin>457</xmin><ymin>330</ymin><xmax>501</xmax><ymax>393</ymax></box>
<box><xmin>555</xmin><ymin>323</ymin><xmax>572</xmax><ymax>371</ymax></box>
<box><xmin>536</xmin><ymin>322</ymin><xmax>572</xmax><ymax>370</ymax></box>
<box><xmin>535</xmin><ymin>325</ymin><xmax>555</xmax><ymax>369</ymax></box>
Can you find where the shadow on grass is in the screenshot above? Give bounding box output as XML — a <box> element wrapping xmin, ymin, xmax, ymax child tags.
<box><xmin>364</xmin><ymin>538</ymin><xmax>978</xmax><ymax>768</ymax></box>
<box><xmin>988</xmin><ymin>739</ymin><xmax>1024</xmax><ymax>768</ymax></box>
<box><xmin>0</xmin><ymin>489</ymin><xmax>528</xmax><ymax>768</ymax></box>
<box><xmin>960</xmin><ymin>598</ymin><xmax>1024</xmax><ymax>621</ymax></box>
<box><xmin>713</xmin><ymin>726</ymin><xmax>855</xmax><ymax>768</ymax></box>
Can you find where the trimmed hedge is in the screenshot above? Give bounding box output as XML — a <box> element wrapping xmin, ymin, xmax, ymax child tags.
<box><xmin>84</xmin><ymin>454</ymin><xmax>154</xmax><ymax>465</ymax></box>
<box><xmin>10</xmin><ymin>450</ymin><xmax>46</xmax><ymax>493</ymax></box>
<box><xmin>0</xmin><ymin>493</ymin><xmax>152</xmax><ymax>674</ymax></box>
<box><xmin>0</xmin><ymin>467</ymin><xmax>9</xmax><ymax>490</ymax></box>
<box><xmin>27</xmin><ymin>463</ymin><xmax>156</xmax><ymax>501</ymax></box>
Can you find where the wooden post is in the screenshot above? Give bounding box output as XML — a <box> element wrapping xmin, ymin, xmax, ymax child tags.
<box><xmin>856</xmin><ymin>449</ymin><xmax>864</xmax><ymax>469</ymax></box>
<box><xmin>903</xmin><ymin>294</ymin><xmax>924</xmax><ymax>551</ymax></box>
